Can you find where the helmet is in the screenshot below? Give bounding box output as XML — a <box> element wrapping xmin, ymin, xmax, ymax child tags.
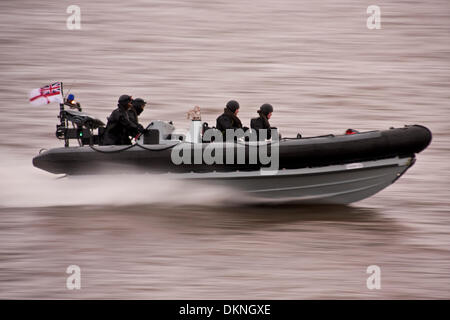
<box><xmin>118</xmin><ymin>94</ymin><xmax>132</xmax><ymax>108</ymax></box>
<box><xmin>226</xmin><ymin>100</ymin><xmax>240</xmax><ymax>112</ymax></box>
<box><xmin>132</xmin><ymin>98</ymin><xmax>147</xmax><ymax>115</ymax></box>
<box><xmin>67</xmin><ymin>93</ymin><xmax>75</xmax><ymax>101</ymax></box>
<box><xmin>118</xmin><ymin>94</ymin><xmax>132</xmax><ymax>104</ymax></box>
<box><xmin>259</xmin><ymin>103</ymin><xmax>273</xmax><ymax>116</ymax></box>
<box><xmin>132</xmin><ymin>98</ymin><xmax>147</xmax><ymax>108</ymax></box>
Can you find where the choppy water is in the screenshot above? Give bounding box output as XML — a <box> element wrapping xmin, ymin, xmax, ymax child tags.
<box><xmin>0</xmin><ymin>0</ymin><xmax>449</xmax><ymax>298</ymax></box>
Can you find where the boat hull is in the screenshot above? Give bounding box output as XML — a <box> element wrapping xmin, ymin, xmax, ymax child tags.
<box><xmin>177</xmin><ymin>156</ymin><xmax>415</xmax><ymax>204</ymax></box>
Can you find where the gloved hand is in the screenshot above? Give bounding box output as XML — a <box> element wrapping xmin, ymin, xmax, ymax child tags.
<box><xmin>137</xmin><ymin>125</ymin><xmax>146</xmax><ymax>133</ymax></box>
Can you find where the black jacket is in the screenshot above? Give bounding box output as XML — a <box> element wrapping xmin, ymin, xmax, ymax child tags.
<box><xmin>216</xmin><ymin>108</ymin><xmax>243</xmax><ymax>133</ymax></box>
<box><xmin>127</xmin><ymin>107</ymin><xmax>139</xmax><ymax>127</ymax></box>
<box><xmin>250</xmin><ymin>112</ymin><xmax>276</xmax><ymax>139</ymax></box>
<box><xmin>103</xmin><ymin>106</ymin><xmax>144</xmax><ymax>145</ymax></box>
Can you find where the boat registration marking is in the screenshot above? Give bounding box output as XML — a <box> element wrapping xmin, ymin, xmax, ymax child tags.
<box><xmin>346</xmin><ymin>163</ymin><xmax>364</xmax><ymax>170</ymax></box>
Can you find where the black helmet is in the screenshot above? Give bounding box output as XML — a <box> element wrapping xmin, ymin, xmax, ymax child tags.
<box><xmin>226</xmin><ymin>100</ymin><xmax>240</xmax><ymax>113</ymax></box>
<box><xmin>132</xmin><ymin>98</ymin><xmax>147</xmax><ymax>115</ymax></box>
<box><xmin>132</xmin><ymin>98</ymin><xmax>147</xmax><ymax>108</ymax></box>
<box><xmin>259</xmin><ymin>103</ymin><xmax>273</xmax><ymax>116</ymax></box>
<box><xmin>118</xmin><ymin>94</ymin><xmax>132</xmax><ymax>109</ymax></box>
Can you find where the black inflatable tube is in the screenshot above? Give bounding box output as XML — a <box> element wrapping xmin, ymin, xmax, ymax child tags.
<box><xmin>32</xmin><ymin>125</ymin><xmax>432</xmax><ymax>175</ymax></box>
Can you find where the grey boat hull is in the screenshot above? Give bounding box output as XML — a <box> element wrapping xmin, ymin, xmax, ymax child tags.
<box><xmin>174</xmin><ymin>156</ymin><xmax>415</xmax><ymax>204</ymax></box>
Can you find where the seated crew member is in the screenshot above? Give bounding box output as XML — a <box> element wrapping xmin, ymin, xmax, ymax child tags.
<box><xmin>250</xmin><ymin>103</ymin><xmax>277</xmax><ymax>140</ymax></box>
<box><xmin>128</xmin><ymin>98</ymin><xmax>147</xmax><ymax>127</ymax></box>
<box><xmin>64</xmin><ymin>93</ymin><xmax>81</xmax><ymax>111</ymax></box>
<box><xmin>103</xmin><ymin>95</ymin><xmax>146</xmax><ymax>145</ymax></box>
<box><xmin>216</xmin><ymin>100</ymin><xmax>244</xmax><ymax>139</ymax></box>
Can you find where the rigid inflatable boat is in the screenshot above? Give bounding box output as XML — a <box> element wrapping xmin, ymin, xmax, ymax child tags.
<box><xmin>32</xmin><ymin>106</ymin><xmax>432</xmax><ymax>204</ymax></box>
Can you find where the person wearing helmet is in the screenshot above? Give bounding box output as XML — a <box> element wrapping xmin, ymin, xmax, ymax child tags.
<box><xmin>216</xmin><ymin>100</ymin><xmax>244</xmax><ymax>136</ymax></box>
<box><xmin>250</xmin><ymin>103</ymin><xmax>277</xmax><ymax>140</ymax></box>
<box><xmin>128</xmin><ymin>98</ymin><xmax>147</xmax><ymax>127</ymax></box>
<box><xmin>103</xmin><ymin>95</ymin><xmax>146</xmax><ymax>145</ymax></box>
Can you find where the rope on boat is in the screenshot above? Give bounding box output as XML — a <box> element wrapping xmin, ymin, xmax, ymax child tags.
<box><xmin>88</xmin><ymin>144</ymin><xmax>136</xmax><ymax>153</ymax></box>
<box><xmin>88</xmin><ymin>142</ymin><xmax>176</xmax><ymax>153</ymax></box>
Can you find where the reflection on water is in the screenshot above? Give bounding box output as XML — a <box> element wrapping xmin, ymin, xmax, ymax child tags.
<box><xmin>0</xmin><ymin>0</ymin><xmax>449</xmax><ymax>298</ymax></box>
<box><xmin>1</xmin><ymin>203</ymin><xmax>448</xmax><ymax>299</ymax></box>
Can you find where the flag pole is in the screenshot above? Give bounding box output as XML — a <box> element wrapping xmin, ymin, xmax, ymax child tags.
<box><xmin>58</xmin><ymin>82</ymin><xmax>69</xmax><ymax>147</ymax></box>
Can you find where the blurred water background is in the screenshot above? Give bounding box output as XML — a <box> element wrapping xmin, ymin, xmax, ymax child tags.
<box><xmin>0</xmin><ymin>0</ymin><xmax>449</xmax><ymax>298</ymax></box>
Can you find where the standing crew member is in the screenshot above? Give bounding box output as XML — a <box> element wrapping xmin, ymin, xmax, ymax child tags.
<box><xmin>103</xmin><ymin>95</ymin><xmax>145</xmax><ymax>145</ymax></box>
<box><xmin>128</xmin><ymin>98</ymin><xmax>147</xmax><ymax>127</ymax></box>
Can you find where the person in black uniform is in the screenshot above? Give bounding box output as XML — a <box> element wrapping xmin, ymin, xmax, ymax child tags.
<box><xmin>128</xmin><ymin>98</ymin><xmax>147</xmax><ymax>127</ymax></box>
<box><xmin>250</xmin><ymin>103</ymin><xmax>277</xmax><ymax>140</ymax></box>
<box><xmin>103</xmin><ymin>95</ymin><xmax>146</xmax><ymax>145</ymax></box>
<box><xmin>216</xmin><ymin>100</ymin><xmax>244</xmax><ymax>135</ymax></box>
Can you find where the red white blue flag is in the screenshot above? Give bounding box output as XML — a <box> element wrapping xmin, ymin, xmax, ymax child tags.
<box><xmin>29</xmin><ymin>82</ymin><xmax>63</xmax><ymax>106</ymax></box>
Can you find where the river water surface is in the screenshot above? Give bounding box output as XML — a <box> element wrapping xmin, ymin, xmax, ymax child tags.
<box><xmin>0</xmin><ymin>0</ymin><xmax>449</xmax><ymax>298</ymax></box>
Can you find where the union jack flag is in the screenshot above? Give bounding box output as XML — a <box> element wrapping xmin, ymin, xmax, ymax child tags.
<box><xmin>29</xmin><ymin>82</ymin><xmax>63</xmax><ymax>106</ymax></box>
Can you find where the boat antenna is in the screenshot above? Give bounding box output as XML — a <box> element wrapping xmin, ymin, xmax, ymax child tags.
<box><xmin>63</xmin><ymin>80</ymin><xmax>77</xmax><ymax>100</ymax></box>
